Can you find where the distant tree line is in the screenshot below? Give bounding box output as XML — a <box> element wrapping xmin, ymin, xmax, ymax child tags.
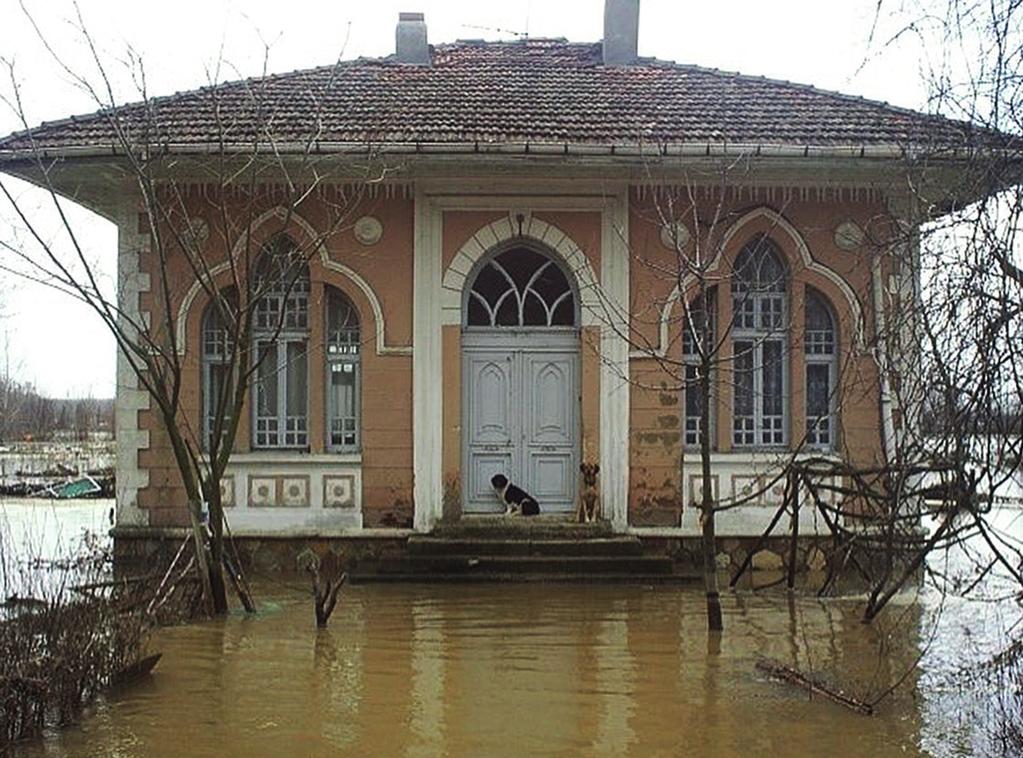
<box><xmin>0</xmin><ymin>376</ymin><xmax>113</xmax><ymax>443</ymax></box>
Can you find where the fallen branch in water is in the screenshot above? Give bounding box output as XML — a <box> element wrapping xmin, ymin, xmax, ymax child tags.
<box><xmin>755</xmin><ymin>658</ymin><xmax>874</xmax><ymax>716</ymax></box>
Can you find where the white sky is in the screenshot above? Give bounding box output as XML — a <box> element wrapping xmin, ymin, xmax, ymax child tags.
<box><xmin>0</xmin><ymin>0</ymin><xmax>927</xmax><ymax>398</ymax></box>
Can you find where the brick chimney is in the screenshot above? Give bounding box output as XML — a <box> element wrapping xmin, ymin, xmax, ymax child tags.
<box><xmin>396</xmin><ymin>12</ymin><xmax>430</xmax><ymax>65</ymax></box>
<box><xmin>603</xmin><ymin>0</ymin><xmax>640</xmax><ymax>65</ymax></box>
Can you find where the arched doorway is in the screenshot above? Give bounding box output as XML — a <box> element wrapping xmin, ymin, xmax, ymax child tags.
<box><xmin>462</xmin><ymin>244</ymin><xmax>581</xmax><ymax>513</ymax></box>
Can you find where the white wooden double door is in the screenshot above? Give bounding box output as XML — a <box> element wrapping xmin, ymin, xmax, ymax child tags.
<box><xmin>463</xmin><ymin>331</ymin><xmax>579</xmax><ymax>513</ymax></box>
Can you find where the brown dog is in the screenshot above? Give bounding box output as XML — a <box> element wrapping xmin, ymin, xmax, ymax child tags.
<box><xmin>577</xmin><ymin>462</ymin><xmax>600</xmax><ymax>523</ymax></box>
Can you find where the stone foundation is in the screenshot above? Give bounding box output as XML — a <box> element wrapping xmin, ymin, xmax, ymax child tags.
<box><xmin>113</xmin><ymin>527</ymin><xmax>834</xmax><ymax>579</ymax></box>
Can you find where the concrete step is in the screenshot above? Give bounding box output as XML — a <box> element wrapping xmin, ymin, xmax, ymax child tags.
<box><xmin>429</xmin><ymin>517</ymin><xmax>614</xmax><ymax>540</ymax></box>
<box><xmin>356</xmin><ymin>554</ymin><xmax>675</xmax><ymax>579</ymax></box>
<box><xmin>407</xmin><ymin>536</ymin><xmax>644</xmax><ymax>557</ymax></box>
<box><xmin>349</xmin><ymin>572</ymin><xmax>700</xmax><ymax>585</ymax></box>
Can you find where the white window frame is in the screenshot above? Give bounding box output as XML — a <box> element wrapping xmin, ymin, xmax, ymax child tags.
<box><xmin>804</xmin><ymin>288</ymin><xmax>838</xmax><ymax>449</ymax></box>
<box><xmin>201</xmin><ymin>303</ymin><xmax>232</xmax><ymax>451</ymax></box>
<box><xmin>731</xmin><ymin>237</ymin><xmax>788</xmax><ymax>449</ymax></box>
<box><xmin>326</xmin><ymin>288</ymin><xmax>361</xmax><ymax>453</ymax></box>
<box><xmin>682</xmin><ymin>291</ymin><xmax>716</xmax><ymax>449</ymax></box>
<box><xmin>251</xmin><ymin>237</ymin><xmax>310</xmax><ymax>450</ymax></box>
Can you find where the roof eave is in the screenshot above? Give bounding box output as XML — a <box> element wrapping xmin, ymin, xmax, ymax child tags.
<box><xmin>0</xmin><ymin>139</ymin><xmax>978</xmax><ymax>162</ymax></box>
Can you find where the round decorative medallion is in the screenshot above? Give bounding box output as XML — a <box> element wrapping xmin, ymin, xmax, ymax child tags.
<box><xmin>834</xmin><ymin>220</ymin><xmax>865</xmax><ymax>251</ymax></box>
<box><xmin>354</xmin><ymin>215</ymin><xmax>383</xmax><ymax>246</ymax></box>
<box><xmin>660</xmin><ymin>220</ymin><xmax>692</xmax><ymax>251</ymax></box>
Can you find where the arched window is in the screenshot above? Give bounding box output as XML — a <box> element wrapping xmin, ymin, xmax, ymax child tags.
<box><xmin>201</xmin><ymin>293</ymin><xmax>235</xmax><ymax>450</ymax></box>
<box><xmin>731</xmin><ymin>236</ymin><xmax>788</xmax><ymax>447</ymax></box>
<box><xmin>465</xmin><ymin>247</ymin><xmax>576</xmax><ymax>327</ymax></box>
<box><xmin>805</xmin><ymin>288</ymin><xmax>838</xmax><ymax>448</ymax></box>
<box><xmin>252</xmin><ymin>236</ymin><xmax>310</xmax><ymax>449</ymax></box>
<box><xmin>326</xmin><ymin>288</ymin><xmax>361</xmax><ymax>451</ymax></box>
<box><xmin>682</xmin><ymin>288</ymin><xmax>716</xmax><ymax>448</ymax></box>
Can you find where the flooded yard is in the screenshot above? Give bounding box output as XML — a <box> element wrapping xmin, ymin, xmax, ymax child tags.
<box><xmin>2</xmin><ymin>498</ymin><xmax>1021</xmax><ymax>757</ymax></box>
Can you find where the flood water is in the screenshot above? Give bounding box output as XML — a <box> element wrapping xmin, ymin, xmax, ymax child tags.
<box><xmin>3</xmin><ymin>498</ymin><xmax>1022</xmax><ymax>757</ymax></box>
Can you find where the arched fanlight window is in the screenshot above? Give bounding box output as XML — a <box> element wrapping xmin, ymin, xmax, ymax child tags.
<box><xmin>805</xmin><ymin>287</ymin><xmax>838</xmax><ymax>448</ymax></box>
<box><xmin>252</xmin><ymin>235</ymin><xmax>310</xmax><ymax>449</ymax></box>
<box><xmin>201</xmin><ymin>292</ymin><xmax>236</xmax><ymax>450</ymax></box>
<box><xmin>466</xmin><ymin>247</ymin><xmax>576</xmax><ymax>327</ymax></box>
<box><xmin>731</xmin><ymin>236</ymin><xmax>788</xmax><ymax>447</ymax></box>
<box><xmin>326</xmin><ymin>288</ymin><xmax>361</xmax><ymax>451</ymax></box>
<box><xmin>682</xmin><ymin>288</ymin><xmax>717</xmax><ymax>448</ymax></box>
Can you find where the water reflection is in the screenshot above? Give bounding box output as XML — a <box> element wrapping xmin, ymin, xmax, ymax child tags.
<box><xmin>8</xmin><ymin>500</ymin><xmax>1023</xmax><ymax>756</ymax></box>
<box><xmin>9</xmin><ymin>581</ymin><xmax>936</xmax><ymax>757</ymax></box>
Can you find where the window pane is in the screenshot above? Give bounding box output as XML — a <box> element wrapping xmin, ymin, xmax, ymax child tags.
<box><xmin>256</xmin><ymin>342</ymin><xmax>278</xmax><ymax>417</ymax></box>
<box><xmin>330</xmin><ymin>361</ymin><xmax>358</xmax><ymax>448</ymax></box>
<box><xmin>283</xmin><ymin>341</ymin><xmax>308</xmax><ymax>446</ymax></box>
<box><xmin>805</xmin><ymin>291</ymin><xmax>835</xmax><ymax>355</ymax></box>
<box><xmin>761</xmin><ymin>340</ymin><xmax>785</xmax><ymax>444</ymax></box>
<box><xmin>286</xmin><ymin>341</ymin><xmax>307</xmax><ymax>417</ymax></box>
<box><xmin>253</xmin><ymin>341</ymin><xmax>277</xmax><ymax>447</ymax></box>
<box><xmin>733</xmin><ymin>340</ymin><xmax>755</xmax><ymax>445</ymax></box>
<box><xmin>762</xmin><ymin>340</ymin><xmax>784</xmax><ymax>416</ymax></box>
<box><xmin>684</xmin><ymin>363</ymin><xmax>702</xmax><ymax>446</ymax></box>
<box><xmin>733</xmin><ymin>341</ymin><xmax>754</xmax><ymax>417</ymax></box>
<box><xmin>807</xmin><ymin>363</ymin><xmax>830</xmax><ymax>418</ymax></box>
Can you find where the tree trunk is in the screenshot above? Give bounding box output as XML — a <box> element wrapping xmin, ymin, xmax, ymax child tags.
<box><xmin>206</xmin><ymin>486</ymin><xmax>229</xmax><ymax>615</ymax></box>
<box><xmin>699</xmin><ymin>333</ymin><xmax>723</xmax><ymax>632</ymax></box>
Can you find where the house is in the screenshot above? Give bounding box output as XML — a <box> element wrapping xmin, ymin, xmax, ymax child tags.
<box><xmin>0</xmin><ymin>1</ymin><xmax>993</xmax><ymax>567</ymax></box>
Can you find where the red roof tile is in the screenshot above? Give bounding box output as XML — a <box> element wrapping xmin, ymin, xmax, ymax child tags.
<box><xmin>0</xmin><ymin>39</ymin><xmax>999</xmax><ymax>155</ymax></box>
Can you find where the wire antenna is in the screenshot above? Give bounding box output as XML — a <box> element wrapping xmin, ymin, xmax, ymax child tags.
<box><xmin>461</xmin><ymin>23</ymin><xmax>529</xmax><ymax>39</ymax></box>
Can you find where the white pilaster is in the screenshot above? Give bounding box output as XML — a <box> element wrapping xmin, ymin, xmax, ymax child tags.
<box><xmin>600</xmin><ymin>190</ymin><xmax>631</xmax><ymax>531</ymax></box>
<box><xmin>412</xmin><ymin>192</ymin><xmax>444</xmax><ymax>531</ymax></box>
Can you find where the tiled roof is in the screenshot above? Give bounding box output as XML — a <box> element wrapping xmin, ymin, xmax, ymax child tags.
<box><xmin>0</xmin><ymin>39</ymin><xmax>996</xmax><ymax>155</ymax></box>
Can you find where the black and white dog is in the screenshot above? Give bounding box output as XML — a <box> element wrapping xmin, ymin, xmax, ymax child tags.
<box><xmin>491</xmin><ymin>474</ymin><xmax>541</xmax><ymax>517</ymax></box>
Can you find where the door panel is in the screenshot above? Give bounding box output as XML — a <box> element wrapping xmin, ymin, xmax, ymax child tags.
<box><xmin>527</xmin><ymin>451</ymin><xmax>574</xmax><ymax>504</ymax></box>
<box><xmin>463</xmin><ymin>335</ymin><xmax>579</xmax><ymax>513</ymax></box>
<box><xmin>523</xmin><ymin>351</ymin><xmax>577</xmax><ymax>510</ymax></box>
<box><xmin>469</xmin><ymin>453</ymin><xmax>515</xmax><ymax>507</ymax></box>
<box><xmin>468</xmin><ymin>357</ymin><xmax>514</xmax><ymax>445</ymax></box>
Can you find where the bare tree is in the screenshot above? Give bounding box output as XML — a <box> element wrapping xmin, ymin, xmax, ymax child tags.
<box><xmin>0</xmin><ymin>7</ymin><xmax>383</xmax><ymax>614</ymax></box>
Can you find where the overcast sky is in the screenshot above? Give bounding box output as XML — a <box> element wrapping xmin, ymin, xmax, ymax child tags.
<box><xmin>0</xmin><ymin>0</ymin><xmax>927</xmax><ymax>398</ymax></box>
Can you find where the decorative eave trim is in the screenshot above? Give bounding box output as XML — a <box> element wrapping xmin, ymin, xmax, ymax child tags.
<box><xmin>0</xmin><ymin>139</ymin><xmax>996</xmax><ymax>162</ymax></box>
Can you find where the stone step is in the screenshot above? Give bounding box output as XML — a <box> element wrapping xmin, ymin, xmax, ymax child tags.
<box><xmin>407</xmin><ymin>536</ymin><xmax>644</xmax><ymax>557</ymax></box>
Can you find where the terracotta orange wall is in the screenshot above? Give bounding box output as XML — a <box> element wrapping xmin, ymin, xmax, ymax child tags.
<box><xmin>136</xmin><ymin>190</ymin><xmax>414</xmax><ymax>527</ymax></box>
<box><xmin>628</xmin><ymin>192</ymin><xmax>890</xmax><ymax>525</ymax></box>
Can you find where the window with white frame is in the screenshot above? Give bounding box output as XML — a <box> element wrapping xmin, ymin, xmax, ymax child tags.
<box><xmin>201</xmin><ymin>296</ymin><xmax>234</xmax><ymax>451</ymax></box>
<box><xmin>326</xmin><ymin>288</ymin><xmax>361</xmax><ymax>451</ymax></box>
<box><xmin>805</xmin><ymin>288</ymin><xmax>837</xmax><ymax>448</ymax></box>
<box><xmin>252</xmin><ymin>236</ymin><xmax>309</xmax><ymax>449</ymax></box>
<box><xmin>731</xmin><ymin>236</ymin><xmax>788</xmax><ymax>447</ymax></box>
<box><xmin>682</xmin><ymin>288</ymin><xmax>716</xmax><ymax>447</ymax></box>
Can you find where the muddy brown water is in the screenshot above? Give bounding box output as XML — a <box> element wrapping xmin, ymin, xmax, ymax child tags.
<box><xmin>3</xmin><ymin>499</ymin><xmax>1021</xmax><ymax>757</ymax></box>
